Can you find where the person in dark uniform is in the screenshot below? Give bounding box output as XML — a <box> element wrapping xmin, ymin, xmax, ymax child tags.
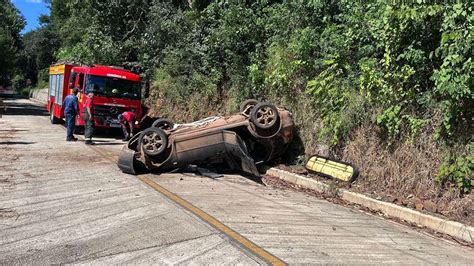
<box><xmin>118</xmin><ymin>109</ymin><xmax>136</xmax><ymax>141</ymax></box>
<box><xmin>83</xmin><ymin>92</ymin><xmax>95</xmax><ymax>145</ymax></box>
<box><xmin>62</xmin><ymin>88</ymin><xmax>79</xmax><ymax>141</ymax></box>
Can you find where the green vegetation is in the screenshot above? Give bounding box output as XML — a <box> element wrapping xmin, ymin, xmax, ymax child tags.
<box><xmin>0</xmin><ymin>1</ymin><xmax>24</xmax><ymax>86</ymax></box>
<box><xmin>2</xmin><ymin>1</ymin><xmax>472</xmax><ymax>195</ymax></box>
<box><xmin>437</xmin><ymin>144</ymin><xmax>474</xmax><ymax>193</ymax></box>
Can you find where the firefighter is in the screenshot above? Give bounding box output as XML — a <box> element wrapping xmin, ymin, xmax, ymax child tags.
<box><xmin>83</xmin><ymin>92</ymin><xmax>95</xmax><ymax>145</ymax></box>
<box><xmin>63</xmin><ymin>88</ymin><xmax>79</xmax><ymax>141</ymax></box>
<box><xmin>118</xmin><ymin>109</ymin><xmax>136</xmax><ymax>141</ymax></box>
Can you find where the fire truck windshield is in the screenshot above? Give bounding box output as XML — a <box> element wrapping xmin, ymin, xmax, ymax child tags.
<box><xmin>85</xmin><ymin>75</ymin><xmax>140</xmax><ymax>100</ymax></box>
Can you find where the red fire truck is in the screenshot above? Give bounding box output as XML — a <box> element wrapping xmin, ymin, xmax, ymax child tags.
<box><xmin>47</xmin><ymin>64</ymin><xmax>142</xmax><ymax>129</ymax></box>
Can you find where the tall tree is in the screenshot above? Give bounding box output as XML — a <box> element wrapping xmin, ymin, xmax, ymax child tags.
<box><xmin>0</xmin><ymin>0</ymin><xmax>25</xmax><ymax>86</ymax></box>
<box><xmin>17</xmin><ymin>15</ymin><xmax>60</xmax><ymax>85</ymax></box>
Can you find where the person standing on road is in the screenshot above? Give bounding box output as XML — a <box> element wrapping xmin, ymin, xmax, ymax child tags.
<box><xmin>118</xmin><ymin>109</ymin><xmax>136</xmax><ymax>141</ymax></box>
<box><xmin>83</xmin><ymin>92</ymin><xmax>95</xmax><ymax>145</ymax></box>
<box><xmin>63</xmin><ymin>88</ymin><xmax>79</xmax><ymax>141</ymax></box>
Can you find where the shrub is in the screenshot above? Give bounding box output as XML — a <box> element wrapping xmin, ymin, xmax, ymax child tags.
<box><xmin>437</xmin><ymin>148</ymin><xmax>474</xmax><ymax>193</ymax></box>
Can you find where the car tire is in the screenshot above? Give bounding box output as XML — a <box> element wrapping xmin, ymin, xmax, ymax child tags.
<box><xmin>151</xmin><ymin>118</ymin><xmax>174</xmax><ymax>130</ymax></box>
<box><xmin>139</xmin><ymin>127</ymin><xmax>168</xmax><ymax>157</ymax></box>
<box><xmin>250</xmin><ymin>102</ymin><xmax>279</xmax><ymax>130</ymax></box>
<box><xmin>240</xmin><ymin>99</ymin><xmax>259</xmax><ymax>115</ymax></box>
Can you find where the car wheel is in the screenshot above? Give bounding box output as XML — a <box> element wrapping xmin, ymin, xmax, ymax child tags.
<box><xmin>250</xmin><ymin>102</ymin><xmax>279</xmax><ymax>130</ymax></box>
<box><xmin>139</xmin><ymin>127</ymin><xmax>168</xmax><ymax>157</ymax></box>
<box><xmin>151</xmin><ymin>118</ymin><xmax>174</xmax><ymax>130</ymax></box>
<box><xmin>240</xmin><ymin>99</ymin><xmax>259</xmax><ymax>115</ymax></box>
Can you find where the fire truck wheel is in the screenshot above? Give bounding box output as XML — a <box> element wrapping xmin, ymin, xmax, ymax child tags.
<box><xmin>139</xmin><ymin>127</ymin><xmax>168</xmax><ymax>157</ymax></box>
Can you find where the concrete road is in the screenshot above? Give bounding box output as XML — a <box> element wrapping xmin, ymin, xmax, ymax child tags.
<box><xmin>0</xmin><ymin>98</ymin><xmax>473</xmax><ymax>264</ymax></box>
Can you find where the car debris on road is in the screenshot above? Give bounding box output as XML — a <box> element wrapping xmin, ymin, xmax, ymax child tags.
<box><xmin>118</xmin><ymin>100</ymin><xmax>294</xmax><ymax>176</ymax></box>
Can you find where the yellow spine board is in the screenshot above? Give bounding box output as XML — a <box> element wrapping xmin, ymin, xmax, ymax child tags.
<box><xmin>305</xmin><ymin>156</ymin><xmax>356</xmax><ymax>182</ymax></box>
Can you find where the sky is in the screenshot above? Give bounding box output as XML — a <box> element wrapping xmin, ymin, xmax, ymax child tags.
<box><xmin>13</xmin><ymin>0</ymin><xmax>51</xmax><ymax>34</ymax></box>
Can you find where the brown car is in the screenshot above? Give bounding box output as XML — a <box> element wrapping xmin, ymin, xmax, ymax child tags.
<box><xmin>117</xmin><ymin>100</ymin><xmax>294</xmax><ymax>176</ymax></box>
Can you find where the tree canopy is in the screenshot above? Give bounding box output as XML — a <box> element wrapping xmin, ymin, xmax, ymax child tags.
<box><xmin>0</xmin><ymin>0</ymin><xmax>24</xmax><ymax>86</ymax></box>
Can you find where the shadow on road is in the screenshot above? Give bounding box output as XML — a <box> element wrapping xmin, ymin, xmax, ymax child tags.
<box><xmin>0</xmin><ymin>129</ymin><xmax>29</xmax><ymax>132</ymax></box>
<box><xmin>89</xmin><ymin>139</ymin><xmax>115</xmax><ymax>143</ymax></box>
<box><xmin>93</xmin><ymin>142</ymin><xmax>125</xmax><ymax>146</ymax></box>
<box><xmin>92</xmin><ymin>128</ymin><xmax>126</xmax><ymax>140</ymax></box>
<box><xmin>0</xmin><ymin>141</ymin><xmax>36</xmax><ymax>145</ymax></box>
<box><xmin>4</xmin><ymin>102</ymin><xmax>48</xmax><ymax>116</ymax></box>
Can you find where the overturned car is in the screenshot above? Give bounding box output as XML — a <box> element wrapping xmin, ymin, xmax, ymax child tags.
<box><xmin>117</xmin><ymin>100</ymin><xmax>294</xmax><ymax>176</ymax></box>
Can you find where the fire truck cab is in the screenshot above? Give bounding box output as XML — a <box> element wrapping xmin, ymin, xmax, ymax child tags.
<box><xmin>48</xmin><ymin>64</ymin><xmax>142</xmax><ymax>129</ymax></box>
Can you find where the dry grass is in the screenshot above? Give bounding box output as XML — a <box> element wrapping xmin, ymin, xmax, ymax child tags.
<box><xmin>342</xmin><ymin>124</ymin><xmax>473</xmax><ymax>226</ymax></box>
